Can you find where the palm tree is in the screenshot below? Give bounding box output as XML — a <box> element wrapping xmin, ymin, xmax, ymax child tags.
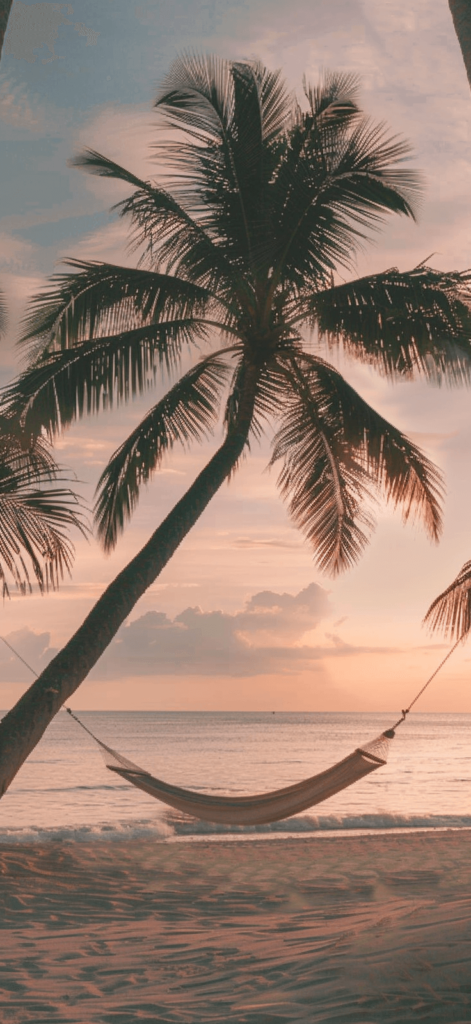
<box><xmin>0</xmin><ymin>288</ymin><xmax>86</xmax><ymax>595</ymax></box>
<box><xmin>1</xmin><ymin>56</ymin><xmax>471</xmax><ymax>796</ymax></box>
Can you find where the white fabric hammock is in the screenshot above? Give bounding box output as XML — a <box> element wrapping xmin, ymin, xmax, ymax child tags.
<box><xmin>66</xmin><ymin>711</ymin><xmax>391</xmax><ymax>826</ymax></box>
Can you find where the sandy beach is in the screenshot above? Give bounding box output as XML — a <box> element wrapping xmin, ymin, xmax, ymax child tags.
<box><xmin>0</xmin><ymin>831</ymin><xmax>470</xmax><ymax>1022</ymax></box>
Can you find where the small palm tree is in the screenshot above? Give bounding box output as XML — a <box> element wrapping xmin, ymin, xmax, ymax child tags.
<box><xmin>1</xmin><ymin>56</ymin><xmax>471</xmax><ymax>795</ymax></box>
<box><xmin>0</xmin><ymin>418</ymin><xmax>86</xmax><ymax>595</ymax></box>
<box><xmin>0</xmin><ymin>289</ymin><xmax>85</xmax><ymax>596</ymax></box>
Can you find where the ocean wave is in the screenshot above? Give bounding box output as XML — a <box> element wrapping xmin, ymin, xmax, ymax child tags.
<box><xmin>2</xmin><ymin>811</ymin><xmax>471</xmax><ymax>845</ymax></box>
<box><xmin>0</xmin><ymin>818</ymin><xmax>174</xmax><ymax>845</ymax></box>
<box><xmin>168</xmin><ymin>811</ymin><xmax>471</xmax><ymax>836</ymax></box>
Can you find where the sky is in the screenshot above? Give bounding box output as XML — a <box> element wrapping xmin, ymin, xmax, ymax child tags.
<box><xmin>1</xmin><ymin>0</ymin><xmax>471</xmax><ymax>713</ymax></box>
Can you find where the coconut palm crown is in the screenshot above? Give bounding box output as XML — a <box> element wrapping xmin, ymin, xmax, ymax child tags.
<box><xmin>5</xmin><ymin>56</ymin><xmax>471</xmax><ymax>575</ymax></box>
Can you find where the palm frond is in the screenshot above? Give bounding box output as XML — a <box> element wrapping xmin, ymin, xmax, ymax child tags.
<box><xmin>228</xmin><ymin>61</ymin><xmax>275</xmax><ymax>261</ymax></box>
<box><xmin>73</xmin><ymin>150</ymin><xmax>237</xmax><ymax>290</ymax></box>
<box><xmin>0</xmin><ymin>487</ymin><xmax>82</xmax><ymax>596</ymax></box>
<box><xmin>254</xmin><ymin>61</ymin><xmax>293</xmax><ymax>143</ymax></box>
<box><xmin>303</xmin><ymin>69</ymin><xmax>361</xmax><ymax>128</ymax></box>
<box><xmin>300</xmin><ymin>354</ymin><xmax>444</xmax><ymax>541</ymax></box>
<box><xmin>156</xmin><ymin>53</ymin><xmax>289</xmax><ymax>148</ymax></box>
<box><xmin>328</xmin><ymin>116</ymin><xmax>422</xmax><ymax>221</ymax></box>
<box><xmin>0</xmin><ymin>418</ymin><xmax>61</xmax><ymax>480</ymax></box>
<box><xmin>19</xmin><ymin>260</ymin><xmax>212</xmax><ymax>354</ymax></box>
<box><xmin>310</xmin><ymin>266</ymin><xmax>471</xmax><ymax>383</ymax></box>
<box><xmin>71</xmin><ymin>149</ymin><xmax>154</xmax><ymax>191</ymax></box>
<box><xmin>94</xmin><ymin>351</ymin><xmax>232</xmax><ymax>550</ymax></box>
<box><xmin>4</xmin><ymin>319</ymin><xmax>211</xmax><ymax>436</ymax></box>
<box><xmin>270</xmin><ymin>106</ymin><xmax>423</xmax><ymax>287</ymax></box>
<box><xmin>155</xmin><ymin>55</ymin><xmax>292</xmax><ymax>275</ymax></box>
<box><xmin>0</xmin><ymin>438</ymin><xmax>87</xmax><ymax>596</ymax></box>
<box><xmin>271</xmin><ymin>359</ymin><xmax>375</xmax><ymax>574</ymax></box>
<box><xmin>271</xmin><ymin>355</ymin><xmax>443</xmax><ymax>574</ymax></box>
<box><xmin>155</xmin><ymin>52</ymin><xmax>234</xmax><ymax>141</ymax></box>
<box><xmin>118</xmin><ymin>182</ymin><xmax>242</xmax><ymax>291</ymax></box>
<box><xmin>424</xmin><ymin>561</ymin><xmax>471</xmax><ymax>639</ymax></box>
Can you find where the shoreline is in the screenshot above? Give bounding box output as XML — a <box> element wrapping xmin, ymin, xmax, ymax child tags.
<box><xmin>2</xmin><ymin>820</ymin><xmax>471</xmax><ymax>846</ymax></box>
<box><xmin>1</xmin><ymin>830</ymin><xmax>471</xmax><ymax>1021</ymax></box>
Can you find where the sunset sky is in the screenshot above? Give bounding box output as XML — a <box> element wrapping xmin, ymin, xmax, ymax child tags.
<box><xmin>2</xmin><ymin>0</ymin><xmax>471</xmax><ymax>713</ymax></box>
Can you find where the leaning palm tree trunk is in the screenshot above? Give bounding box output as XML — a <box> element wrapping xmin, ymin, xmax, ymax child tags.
<box><xmin>0</xmin><ymin>0</ymin><xmax>13</xmax><ymax>59</ymax></box>
<box><xmin>0</xmin><ymin>371</ymin><xmax>258</xmax><ymax>796</ymax></box>
<box><xmin>449</xmin><ymin>0</ymin><xmax>471</xmax><ymax>87</ymax></box>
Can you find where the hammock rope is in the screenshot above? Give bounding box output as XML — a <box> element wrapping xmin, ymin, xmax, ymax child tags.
<box><xmin>388</xmin><ymin>633</ymin><xmax>464</xmax><ymax>733</ymax></box>
<box><xmin>0</xmin><ymin>630</ymin><xmax>466</xmax><ymax>825</ymax></box>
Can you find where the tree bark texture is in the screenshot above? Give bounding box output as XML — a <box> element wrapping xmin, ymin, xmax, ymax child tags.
<box><xmin>0</xmin><ymin>0</ymin><xmax>13</xmax><ymax>59</ymax></box>
<box><xmin>0</xmin><ymin>366</ymin><xmax>260</xmax><ymax>796</ymax></box>
<box><xmin>449</xmin><ymin>0</ymin><xmax>471</xmax><ymax>87</ymax></box>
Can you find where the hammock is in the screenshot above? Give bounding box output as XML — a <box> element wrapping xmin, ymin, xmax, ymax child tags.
<box><xmin>0</xmin><ymin>632</ymin><xmax>464</xmax><ymax>827</ymax></box>
<box><xmin>63</xmin><ymin>635</ymin><xmax>462</xmax><ymax>825</ymax></box>
<box><xmin>66</xmin><ymin>708</ymin><xmax>392</xmax><ymax>825</ymax></box>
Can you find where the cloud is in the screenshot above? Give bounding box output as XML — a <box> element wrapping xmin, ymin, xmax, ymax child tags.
<box><xmin>68</xmin><ymin>219</ymin><xmax>136</xmax><ymax>265</ymax></box>
<box><xmin>0</xmin><ymin>584</ymin><xmax>329</xmax><ymax>682</ymax></box>
<box><xmin>72</xmin><ymin>22</ymin><xmax>99</xmax><ymax>46</ymax></box>
<box><xmin>0</xmin><ymin>587</ymin><xmax>404</xmax><ymax>689</ymax></box>
<box><xmin>237</xmin><ymin>583</ymin><xmax>329</xmax><ymax>638</ymax></box>
<box><xmin>4</xmin><ymin>3</ymin><xmax>98</xmax><ymax>64</ymax></box>
<box><xmin>232</xmin><ymin>537</ymin><xmax>302</xmax><ymax>551</ymax></box>
<box><xmin>92</xmin><ymin>586</ymin><xmax>397</xmax><ymax>678</ymax></box>
<box><xmin>0</xmin><ymin>75</ymin><xmax>44</xmax><ymax>131</ymax></box>
<box><xmin>87</xmin><ymin>582</ymin><xmax>332</xmax><ymax>679</ymax></box>
<box><xmin>0</xmin><ymin>629</ymin><xmax>56</xmax><ymax>682</ymax></box>
<box><xmin>0</xmin><ymin>232</ymin><xmax>36</xmax><ymax>273</ymax></box>
<box><xmin>5</xmin><ymin>3</ymin><xmax>72</xmax><ymax>64</ymax></box>
<box><xmin>54</xmin><ymin>435</ymin><xmax>109</xmax><ymax>467</ymax></box>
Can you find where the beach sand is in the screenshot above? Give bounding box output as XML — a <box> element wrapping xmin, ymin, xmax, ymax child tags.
<box><xmin>1</xmin><ymin>831</ymin><xmax>471</xmax><ymax>1023</ymax></box>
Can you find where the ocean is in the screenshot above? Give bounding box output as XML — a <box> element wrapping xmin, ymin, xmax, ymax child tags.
<box><xmin>1</xmin><ymin>711</ymin><xmax>471</xmax><ymax>843</ymax></box>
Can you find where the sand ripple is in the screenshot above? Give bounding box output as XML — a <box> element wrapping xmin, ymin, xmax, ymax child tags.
<box><xmin>0</xmin><ymin>832</ymin><xmax>471</xmax><ymax>1022</ymax></box>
